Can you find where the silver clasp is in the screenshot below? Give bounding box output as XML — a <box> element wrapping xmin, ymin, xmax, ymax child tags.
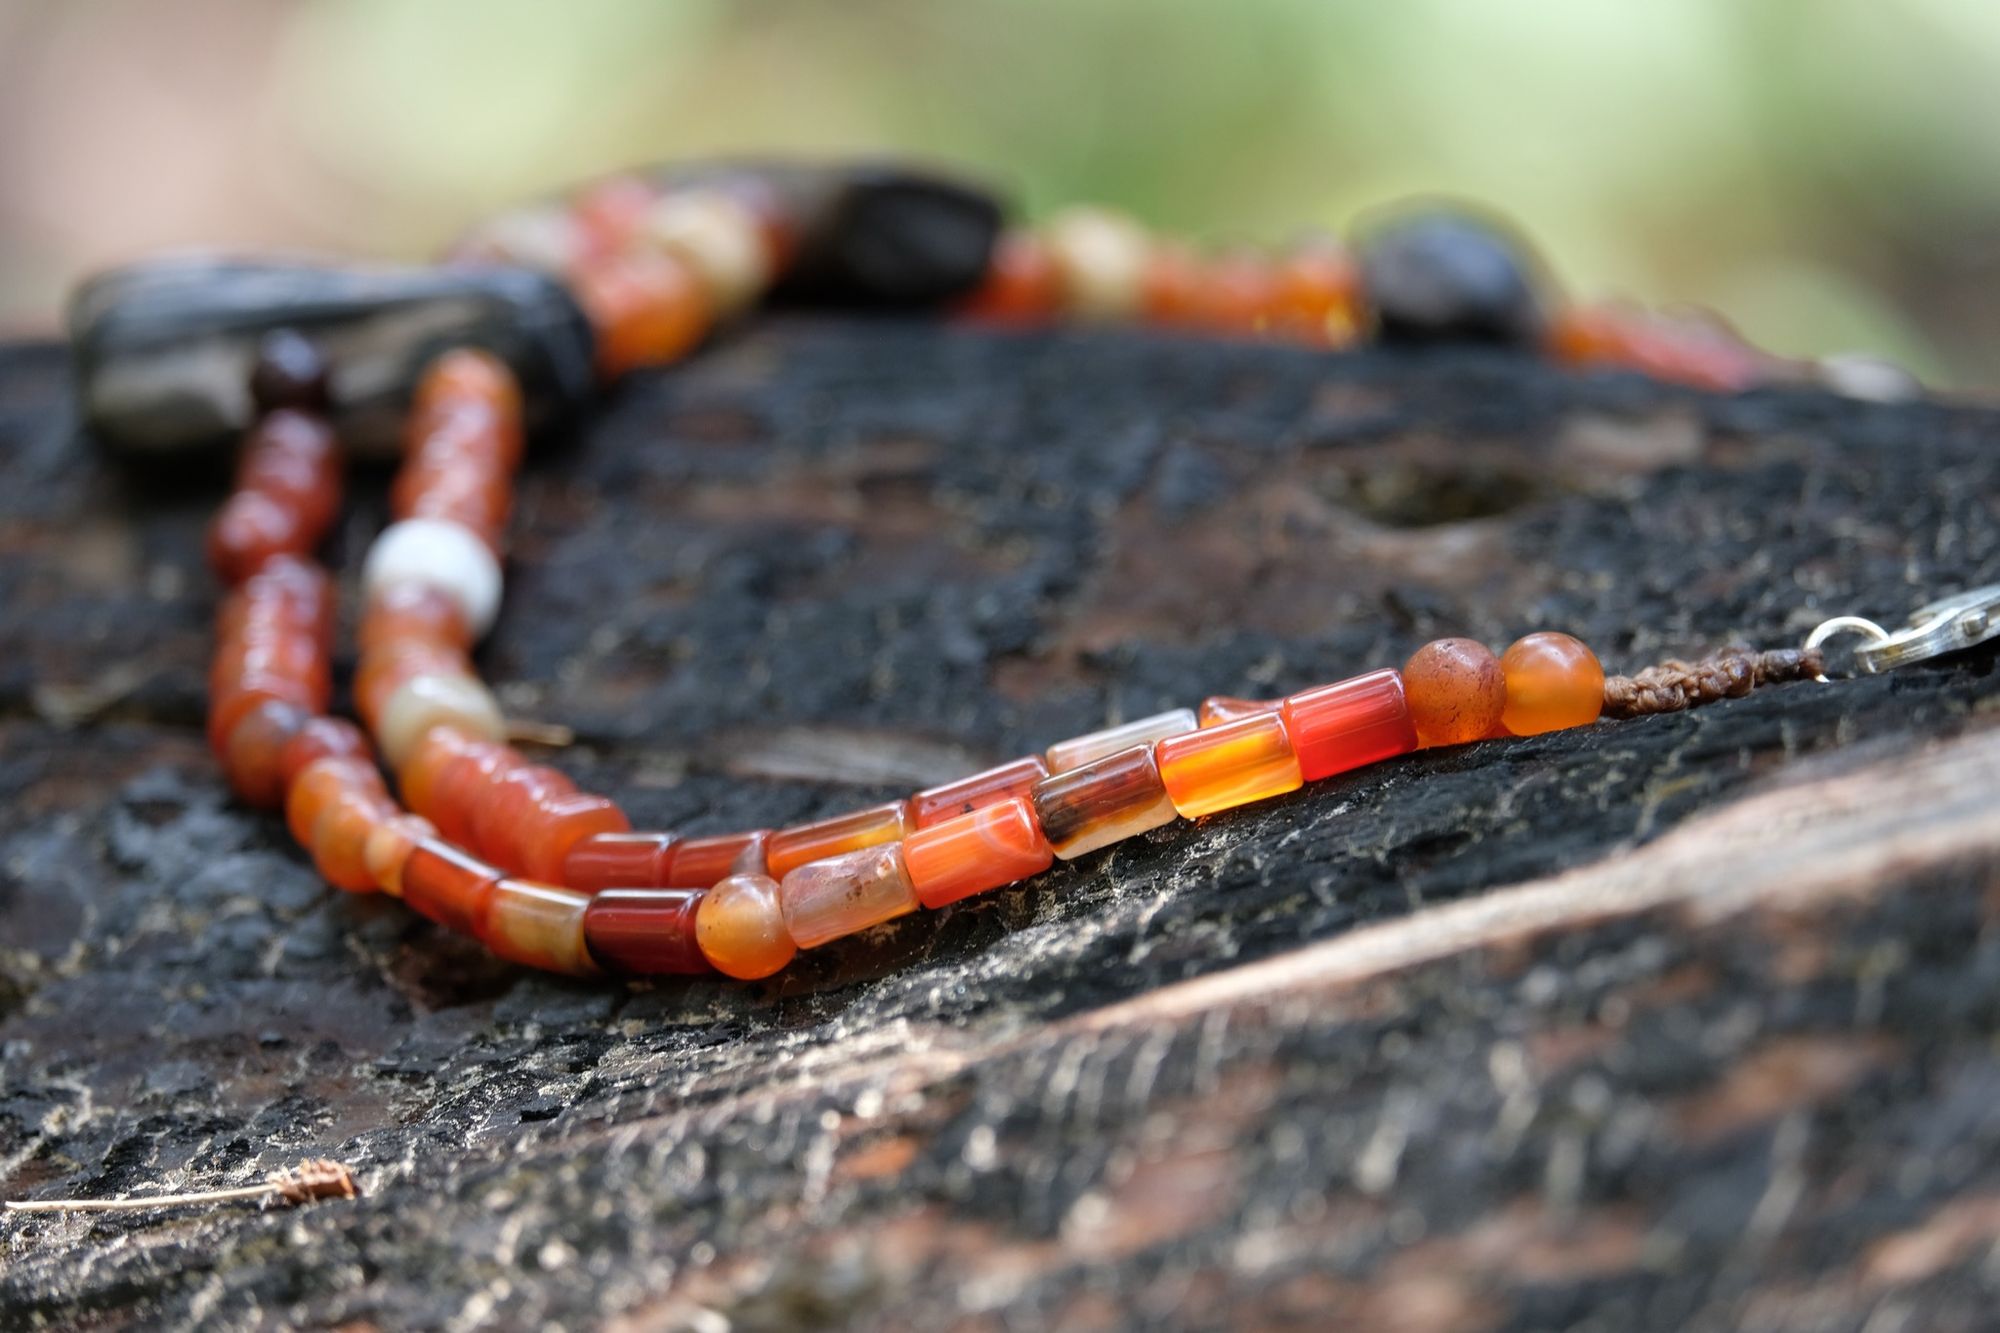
<box><xmin>1805</xmin><ymin>582</ymin><xmax>2000</xmax><ymax>677</ymax></box>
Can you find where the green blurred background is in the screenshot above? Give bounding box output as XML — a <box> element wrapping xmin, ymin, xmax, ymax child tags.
<box><xmin>1</xmin><ymin>0</ymin><xmax>1997</xmax><ymax>387</ymax></box>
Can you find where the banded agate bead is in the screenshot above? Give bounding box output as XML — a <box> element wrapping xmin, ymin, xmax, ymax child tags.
<box><xmin>903</xmin><ymin>797</ymin><xmax>1054</xmax><ymax>910</ymax></box>
<box><xmin>1030</xmin><ymin>743</ymin><xmax>1178</xmax><ymax>861</ymax></box>
<box><xmin>1156</xmin><ymin>712</ymin><xmax>1303</xmax><ymax>819</ymax></box>
<box><xmin>779</xmin><ymin>843</ymin><xmax>919</xmax><ymax>949</ymax></box>
<box><xmin>766</xmin><ymin>800</ymin><xmax>912</xmax><ymax>880</ymax></box>
<box><xmin>911</xmin><ymin>756</ymin><xmax>1049</xmax><ymax>829</ymax></box>
<box><xmin>1499</xmin><ymin>632</ymin><xmax>1604</xmax><ymax>735</ymax></box>
<box><xmin>667</xmin><ymin>829</ymin><xmax>771</xmax><ymax>888</ymax></box>
<box><xmin>1045</xmin><ymin>708</ymin><xmax>1198</xmax><ymax>774</ymax></box>
<box><xmin>476</xmin><ymin>879</ymin><xmax>597</xmax><ymax>976</ymax></box>
<box><xmin>1402</xmin><ymin>638</ymin><xmax>1505</xmax><ymax>747</ymax></box>
<box><xmin>583</xmin><ymin>888</ymin><xmax>713</xmax><ymax>975</ymax></box>
<box><xmin>694</xmin><ymin>873</ymin><xmax>796</xmax><ymax>979</ymax></box>
<box><xmin>1279</xmin><ymin>669</ymin><xmax>1417</xmax><ymax>781</ymax></box>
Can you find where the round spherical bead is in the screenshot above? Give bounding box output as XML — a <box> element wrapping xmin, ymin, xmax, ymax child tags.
<box><xmin>375</xmin><ymin>672</ymin><xmax>506</xmax><ymax>769</ymax></box>
<box><xmin>1499</xmin><ymin>632</ymin><xmax>1604</xmax><ymax>736</ymax></box>
<box><xmin>1043</xmin><ymin>207</ymin><xmax>1151</xmax><ymax>321</ymax></box>
<box><xmin>362</xmin><ymin>517</ymin><xmax>503</xmax><ymax>638</ymax></box>
<box><xmin>249</xmin><ymin>329</ymin><xmax>331</xmax><ymax>414</ymax></box>
<box><xmin>695</xmin><ymin>873</ymin><xmax>797</xmax><ymax>980</ymax></box>
<box><xmin>1402</xmin><ymin>638</ymin><xmax>1506</xmax><ymax>747</ymax></box>
<box><xmin>645</xmin><ymin>189</ymin><xmax>773</xmax><ymax>315</ymax></box>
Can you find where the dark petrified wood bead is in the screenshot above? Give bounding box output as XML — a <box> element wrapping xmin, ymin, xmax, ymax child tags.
<box><xmin>639</xmin><ymin>159</ymin><xmax>1005</xmax><ymax>307</ymax></box>
<box><xmin>1354</xmin><ymin>208</ymin><xmax>1549</xmax><ymax>345</ymax></box>
<box><xmin>69</xmin><ymin>256</ymin><xmax>596</xmax><ymax>458</ymax></box>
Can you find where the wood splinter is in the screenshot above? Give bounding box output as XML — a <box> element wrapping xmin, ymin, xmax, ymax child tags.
<box><xmin>4</xmin><ymin>1158</ymin><xmax>358</xmax><ymax>1216</ymax></box>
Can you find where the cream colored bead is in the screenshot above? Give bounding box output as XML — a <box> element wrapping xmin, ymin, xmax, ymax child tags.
<box><xmin>376</xmin><ymin>673</ymin><xmax>505</xmax><ymax>769</ymax></box>
<box><xmin>644</xmin><ymin>189</ymin><xmax>772</xmax><ymax>315</ymax></box>
<box><xmin>1043</xmin><ymin>206</ymin><xmax>1151</xmax><ymax>321</ymax></box>
<box><xmin>455</xmin><ymin>207</ymin><xmax>581</xmax><ymax>272</ymax></box>
<box><xmin>362</xmin><ymin>518</ymin><xmax>503</xmax><ymax>638</ymax></box>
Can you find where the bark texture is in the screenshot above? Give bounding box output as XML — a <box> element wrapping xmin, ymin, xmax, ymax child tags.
<box><xmin>2</xmin><ymin>321</ymin><xmax>1999</xmax><ymax>1330</ymax></box>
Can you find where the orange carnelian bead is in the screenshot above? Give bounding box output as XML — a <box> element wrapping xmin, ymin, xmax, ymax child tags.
<box><xmin>903</xmin><ymin>796</ymin><xmax>1054</xmax><ymax>910</ymax></box>
<box><xmin>519</xmin><ymin>792</ymin><xmax>630</xmax><ymax>885</ymax></box>
<box><xmin>475</xmin><ymin>879</ymin><xmax>598</xmax><ymax>976</ymax></box>
<box><xmin>959</xmin><ymin>233</ymin><xmax>1063</xmax><ymax>324</ymax></box>
<box><xmin>470</xmin><ymin>762</ymin><xmax>576</xmax><ymax>871</ymax></box>
<box><xmin>279</xmin><ymin>716</ymin><xmax>370</xmax><ymax>788</ymax></box>
<box><xmin>779</xmin><ymin>843</ymin><xmax>919</xmax><ymax>949</ymax></box>
<box><xmin>694</xmin><ymin>873</ymin><xmax>797</xmax><ymax>979</ymax></box>
<box><xmin>1279</xmin><ymin>669</ymin><xmax>1419</xmax><ymax>781</ymax></box>
<box><xmin>1402</xmin><ymin>638</ymin><xmax>1506</xmax><ymax>747</ymax></box>
<box><xmin>1196</xmin><ymin>252</ymin><xmax>1280</xmax><ymax>337</ymax></box>
<box><xmin>1197</xmin><ymin>696</ymin><xmax>1276</xmax><ymax>729</ymax></box>
<box><xmin>221</xmin><ymin>697</ymin><xmax>309</xmax><ymax>808</ymax></box>
<box><xmin>562</xmin><ymin>831</ymin><xmax>679</xmax><ymax>892</ymax></box>
<box><xmin>285</xmin><ymin>755</ymin><xmax>375</xmax><ymax>846</ymax></box>
<box><xmin>911</xmin><ymin>756</ymin><xmax>1049</xmax><ymax>829</ymax></box>
<box><xmin>402</xmin><ymin>838</ymin><xmax>502</xmax><ymax>936</ymax></box>
<box><xmin>1155</xmin><ymin>711</ymin><xmax>1304</xmax><ymax>819</ymax></box>
<box><xmin>765</xmin><ymin>800</ymin><xmax>913</xmax><ymax>880</ymax></box>
<box><xmin>1499</xmin><ymin>632</ymin><xmax>1605</xmax><ymax>735</ymax></box>
<box><xmin>570</xmin><ymin>249</ymin><xmax>713</xmax><ymax>380</ymax></box>
<box><xmin>666</xmin><ymin>829</ymin><xmax>772</xmax><ymax>889</ymax></box>
<box><xmin>1046</xmin><ymin>708</ymin><xmax>1199</xmax><ymax>774</ymax></box>
<box><xmin>1271</xmin><ymin>244</ymin><xmax>1360</xmax><ymax>345</ymax></box>
<box><xmin>358</xmin><ymin>582</ymin><xmax>469</xmax><ymax>654</ymax></box>
<box><xmin>311</xmin><ymin>783</ymin><xmax>397</xmax><ymax>892</ymax></box>
<box><xmin>363</xmin><ymin>812</ymin><xmax>435</xmax><ymax>896</ymax></box>
<box><xmin>1140</xmin><ymin>244</ymin><xmax>1206</xmax><ymax>325</ymax></box>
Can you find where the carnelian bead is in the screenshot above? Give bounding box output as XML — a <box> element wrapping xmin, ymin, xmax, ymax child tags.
<box><xmin>1499</xmin><ymin>632</ymin><xmax>1605</xmax><ymax>735</ymax></box>
<box><xmin>1279</xmin><ymin>669</ymin><xmax>1418</xmax><ymax>781</ymax></box>
<box><xmin>570</xmin><ymin>249</ymin><xmax>713</xmax><ymax>379</ymax></box>
<box><xmin>468</xmin><ymin>762</ymin><xmax>575</xmax><ymax>870</ymax></box>
<box><xmin>1030</xmin><ymin>743</ymin><xmax>1178</xmax><ymax>861</ymax></box>
<box><xmin>959</xmin><ymin>232</ymin><xmax>1062</xmax><ymax>324</ymax></box>
<box><xmin>1197</xmin><ymin>696</ymin><xmax>1276</xmax><ymax>729</ymax></box>
<box><xmin>903</xmin><ymin>797</ymin><xmax>1054</xmax><ymax>910</ymax></box>
<box><xmin>312</xmin><ymin>784</ymin><xmax>396</xmax><ymax>892</ymax></box>
<box><xmin>582</xmin><ymin>888</ymin><xmax>713</xmax><ymax>975</ymax></box>
<box><xmin>359</xmin><ymin>582</ymin><xmax>470</xmax><ymax>654</ymax></box>
<box><xmin>221</xmin><ymin>697</ymin><xmax>308</xmax><ymax>808</ymax></box>
<box><xmin>279</xmin><ymin>716</ymin><xmax>370</xmax><ymax>788</ymax></box>
<box><xmin>1271</xmin><ymin>244</ymin><xmax>1360</xmax><ymax>345</ymax></box>
<box><xmin>1155</xmin><ymin>711</ymin><xmax>1304</xmax><ymax>818</ymax></box>
<box><xmin>1196</xmin><ymin>252</ymin><xmax>1280</xmax><ymax>336</ymax></box>
<box><xmin>476</xmin><ymin>879</ymin><xmax>598</xmax><ymax>976</ymax></box>
<box><xmin>694</xmin><ymin>873</ymin><xmax>796</xmax><ymax>979</ymax></box>
<box><xmin>1402</xmin><ymin>638</ymin><xmax>1506</xmax><ymax>747</ymax></box>
<box><xmin>363</xmin><ymin>813</ymin><xmax>435</xmax><ymax>896</ymax></box>
<box><xmin>765</xmin><ymin>800</ymin><xmax>913</xmax><ymax>880</ymax></box>
<box><xmin>779</xmin><ymin>843</ymin><xmax>919</xmax><ymax>949</ymax></box>
<box><xmin>519</xmin><ymin>792</ymin><xmax>631</xmax><ymax>885</ymax></box>
<box><xmin>665</xmin><ymin>829</ymin><xmax>771</xmax><ymax>889</ymax></box>
<box><xmin>285</xmin><ymin>755</ymin><xmax>375</xmax><ymax>846</ymax></box>
<box><xmin>563</xmin><ymin>832</ymin><xmax>679</xmax><ymax>892</ymax></box>
<box><xmin>206</xmin><ymin>489</ymin><xmax>309</xmax><ymax>585</ymax></box>
<box><xmin>1140</xmin><ymin>244</ymin><xmax>1206</xmax><ymax>325</ymax></box>
<box><xmin>401</xmin><ymin>838</ymin><xmax>502</xmax><ymax>936</ymax></box>
<box><xmin>1045</xmin><ymin>708</ymin><xmax>1198</xmax><ymax>774</ymax></box>
<box><xmin>396</xmin><ymin>726</ymin><xmax>478</xmax><ymax>820</ymax></box>
<box><xmin>911</xmin><ymin>756</ymin><xmax>1049</xmax><ymax>830</ymax></box>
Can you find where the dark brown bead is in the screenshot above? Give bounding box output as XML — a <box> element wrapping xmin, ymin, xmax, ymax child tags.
<box><xmin>582</xmin><ymin>888</ymin><xmax>716</xmax><ymax>975</ymax></box>
<box><xmin>249</xmin><ymin>329</ymin><xmax>331</xmax><ymax>414</ymax></box>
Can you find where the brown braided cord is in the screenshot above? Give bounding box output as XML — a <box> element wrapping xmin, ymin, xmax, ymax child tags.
<box><xmin>1601</xmin><ymin>645</ymin><xmax>1824</xmax><ymax>719</ymax></box>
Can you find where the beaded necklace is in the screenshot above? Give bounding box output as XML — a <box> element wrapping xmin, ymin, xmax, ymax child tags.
<box><xmin>71</xmin><ymin>159</ymin><xmax>1980</xmax><ymax>983</ymax></box>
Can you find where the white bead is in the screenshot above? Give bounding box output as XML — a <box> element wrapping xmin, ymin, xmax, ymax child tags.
<box><xmin>363</xmin><ymin>518</ymin><xmax>503</xmax><ymax>638</ymax></box>
<box><xmin>645</xmin><ymin>190</ymin><xmax>772</xmax><ymax>315</ymax></box>
<box><xmin>376</xmin><ymin>673</ymin><xmax>505</xmax><ymax>770</ymax></box>
<box><xmin>1043</xmin><ymin>206</ymin><xmax>1151</xmax><ymax>321</ymax></box>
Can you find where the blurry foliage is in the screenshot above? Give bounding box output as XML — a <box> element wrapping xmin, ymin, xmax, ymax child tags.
<box><xmin>1</xmin><ymin>0</ymin><xmax>1998</xmax><ymax>385</ymax></box>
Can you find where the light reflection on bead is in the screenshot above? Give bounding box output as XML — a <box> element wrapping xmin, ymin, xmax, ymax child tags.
<box><xmin>1045</xmin><ymin>708</ymin><xmax>1198</xmax><ymax>775</ymax></box>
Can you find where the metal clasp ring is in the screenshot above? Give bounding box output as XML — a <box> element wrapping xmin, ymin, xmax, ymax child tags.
<box><xmin>1805</xmin><ymin>582</ymin><xmax>2000</xmax><ymax>678</ymax></box>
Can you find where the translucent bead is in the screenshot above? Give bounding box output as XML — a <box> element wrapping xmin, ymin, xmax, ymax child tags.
<box><xmin>222</xmin><ymin>697</ymin><xmax>308</xmax><ymax>808</ymax></box>
<box><xmin>1197</xmin><ymin>696</ymin><xmax>1275</xmax><ymax>729</ymax></box>
<box><xmin>958</xmin><ymin>232</ymin><xmax>1061</xmax><ymax>324</ymax></box>
<box><xmin>285</xmin><ymin>755</ymin><xmax>377</xmax><ymax>847</ymax></box>
<box><xmin>779</xmin><ymin>843</ymin><xmax>919</xmax><ymax>950</ymax></box>
<box><xmin>1279</xmin><ymin>669</ymin><xmax>1418</xmax><ymax>781</ymax></box>
<box><xmin>402</xmin><ymin>838</ymin><xmax>502</xmax><ymax>936</ymax></box>
<box><xmin>910</xmin><ymin>755</ymin><xmax>1049</xmax><ymax>829</ymax></box>
<box><xmin>279</xmin><ymin>716</ymin><xmax>371</xmax><ymax>788</ymax></box>
<box><xmin>363</xmin><ymin>813</ymin><xmax>434</xmax><ymax>896</ymax></box>
<box><xmin>765</xmin><ymin>800</ymin><xmax>913</xmax><ymax>880</ymax></box>
<box><xmin>1043</xmin><ymin>207</ymin><xmax>1151</xmax><ymax>321</ymax></box>
<box><xmin>1499</xmin><ymin>632</ymin><xmax>1604</xmax><ymax>735</ymax></box>
<box><xmin>903</xmin><ymin>797</ymin><xmax>1053</xmax><ymax>910</ymax></box>
<box><xmin>375</xmin><ymin>672</ymin><xmax>506</xmax><ymax>770</ymax></box>
<box><xmin>310</xmin><ymin>781</ymin><xmax>397</xmax><ymax>893</ymax></box>
<box><xmin>666</xmin><ymin>829</ymin><xmax>771</xmax><ymax>889</ymax></box>
<box><xmin>469</xmin><ymin>762</ymin><xmax>574</xmax><ymax>872</ymax></box>
<box><xmin>472</xmin><ymin>879</ymin><xmax>597</xmax><ymax>975</ymax></box>
<box><xmin>582</xmin><ymin>888</ymin><xmax>713</xmax><ymax>975</ymax></box>
<box><xmin>645</xmin><ymin>189</ymin><xmax>774</xmax><ymax>315</ymax></box>
<box><xmin>520</xmin><ymin>792</ymin><xmax>631</xmax><ymax>885</ymax></box>
<box><xmin>1402</xmin><ymin>638</ymin><xmax>1506</xmax><ymax>747</ymax></box>
<box><xmin>1045</xmin><ymin>707</ymin><xmax>1198</xmax><ymax>774</ymax></box>
<box><xmin>563</xmin><ymin>832</ymin><xmax>679</xmax><ymax>892</ymax></box>
<box><xmin>570</xmin><ymin>249</ymin><xmax>713</xmax><ymax>379</ymax></box>
<box><xmin>1155</xmin><ymin>711</ymin><xmax>1303</xmax><ymax>819</ymax></box>
<box><xmin>361</xmin><ymin>517</ymin><xmax>503</xmax><ymax>639</ymax></box>
<box><xmin>694</xmin><ymin>873</ymin><xmax>796</xmax><ymax>979</ymax></box>
<box><xmin>1030</xmin><ymin>743</ymin><xmax>1179</xmax><ymax>861</ymax></box>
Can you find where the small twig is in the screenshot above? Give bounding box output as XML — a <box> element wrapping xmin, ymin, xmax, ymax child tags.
<box><xmin>4</xmin><ymin>1159</ymin><xmax>357</xmax><ymax>1215</ymax></box>
<box><xmin>505</xmin><ymin>718</ymin><xmax>576</xmax><ymax>747</ymax></box>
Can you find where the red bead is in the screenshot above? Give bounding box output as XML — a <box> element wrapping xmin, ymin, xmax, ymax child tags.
<box><xmin>582</xmin><ymin>888</ymin><xmax>715</xmax><ymax>975</ymax></box>
<box><xmin>402</xmin><ymin>838</ymin><xmax>503</xmax><ymax>936</ymax></box>
<box><xmin>220</xmin><ymin>698</ymin><xmax>309</xmax><ymax>808</ymax></box>
<box><xmin>903</xmin><ymin>797</ymin><xmax>1054</xmax><ymax>910</ymax></box>
<box><xmin>910</xmin><ymin>756</ymin><xmax>1050</xmax><ymax>829</ymax></box>
<box><xmin>665</xmin><ymin>830</ymin><xmax>770</xmax><ymax>889</ymax></box>
<box><xmin>278</xmin><ymin>716</ymin><xmax>371</xmax><ymax>788</ymax></box>
<box><xmin>563</xmin><ymin>832</ymin><xmax>680</xmax><ymax>892</ymax></box>
<box><xmin>519</xmin><ymin>792</ymin><xmax>631</xmax><ymax>884</ymax></box>
<box><xmin>1279</xmin><ymin>669</ymin><xmax>1418</xmax><ymax>782</ymax></box>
